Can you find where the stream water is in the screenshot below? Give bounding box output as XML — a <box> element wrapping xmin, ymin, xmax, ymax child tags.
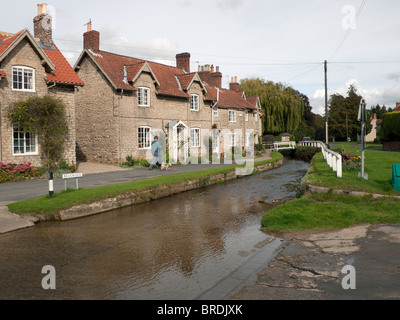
<box><xmin>0</xmin><ymin>159</ymin><xmax>309</xmax><ymax>300</ymax></box>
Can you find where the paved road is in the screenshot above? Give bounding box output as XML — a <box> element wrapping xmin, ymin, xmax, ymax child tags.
<box><xmin>0</xmin><ymin>163</ymin><xmax>234</xmax><ymax>202</ymax></box>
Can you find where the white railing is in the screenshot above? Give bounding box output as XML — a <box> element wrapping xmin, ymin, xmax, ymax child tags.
<box><xmin>274</xmin><ymin>141</ymin><xmax>296</xmax><ymax>151</ymax></box>
<box><xmin>299</xmin><ymin>141</ymin><xmax>342</xmax><ymax>178</ymax></box>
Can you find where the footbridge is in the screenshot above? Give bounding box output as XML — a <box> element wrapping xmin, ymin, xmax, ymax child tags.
<box><xmin>273</xmin><ymin>141</ymin><xmax>342</xmax><ymax>178</ymax></box>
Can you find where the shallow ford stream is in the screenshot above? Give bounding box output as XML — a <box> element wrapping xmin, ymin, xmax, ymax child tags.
<box><xmin>0</xmin><ymin>159</ymin><xmax>309</xmax><ymax>300</ymax></box>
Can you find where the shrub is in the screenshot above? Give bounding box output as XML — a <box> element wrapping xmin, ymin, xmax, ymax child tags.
<box><xmin>294</xmin><ymin>146</ymin><xmax>320</xmax><ymax>162</ymax></box>
<box><xmin>379</xmin><ymin>112</ymin><xmax>400</xmax><ymax>141</ymax></box>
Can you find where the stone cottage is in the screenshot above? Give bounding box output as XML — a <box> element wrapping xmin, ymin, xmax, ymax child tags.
<box><xmin>0</xmin><ymin>3</ymin><xmax>83</xmax><ymax>167</ymax></box>
<box><xmin>74</xmin><ymin>24</ymin><xmax>262</xmax><ymax>165</ymax></box>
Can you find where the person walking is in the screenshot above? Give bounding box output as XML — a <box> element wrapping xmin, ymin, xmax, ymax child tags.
<box><xmin>149</xmin><ymin>136</ymin><xmax>161</xmax><ymax>170</ymax></box>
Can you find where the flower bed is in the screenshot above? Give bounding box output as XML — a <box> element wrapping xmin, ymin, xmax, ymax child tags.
<box><xmin>342</xmin><ymin>152</ymin><xmax>362</xmax><ymax>171</ymax></box>
<box><xmin>0</xmin><ymin>162</ymin><xmax>39</xmax><ymax>183</ymax></box>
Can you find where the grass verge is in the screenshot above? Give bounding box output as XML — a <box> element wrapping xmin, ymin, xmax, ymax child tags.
<box><xmin>262</xmin><ymin>143</ymin><xmax>400</xmax><ymax>232</ymax></box>
<box><xmin>8</xmin><ymin>152</ymin><xmax>283</xmax><ymax>217</ymax></box>
<box><xmin>262</xmin><ymin>192</ymin><xmax>400</xmax><ymax>232</ymax></box>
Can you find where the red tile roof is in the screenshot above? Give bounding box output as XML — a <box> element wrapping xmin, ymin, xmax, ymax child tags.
<box><xmin>43</xmin><ymin>43</ymin><xmax>84</xmax><ymax>86</ymax></box>
<box><xmin>0</xmin><ymin>29</ymin><xmax>83</xmax><ymax>86</ymax></box>
<box><xmin>82</xmin><ymin>45</ymin><xmax>259</xmax><ymax>108</ymax></box>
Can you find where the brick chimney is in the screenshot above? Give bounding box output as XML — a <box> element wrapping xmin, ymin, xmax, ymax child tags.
<box><xmin>33</xmin><ymin>3</ymin><xmax>53</xmax><ymax>47</ymax></box>
<box><xmin>229</xmin><ymin>76</ymin><xmax>240</xmax><ymax>92</ymax></box>
<box><xmin>83</xmin><ymin>21</ymin><xmax>100</xmax><ymax>52</ymax></box>
<box><xmin>176</xmin><ymin>52</ymin><xmax>190</xmax><ymax>73</ymax></box>
<box><xmin>209</xmin><ymin>66</ymin><xmax>222</xmax><ymax>89</ymax></box>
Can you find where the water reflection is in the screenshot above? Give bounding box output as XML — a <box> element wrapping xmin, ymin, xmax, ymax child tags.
<box><xmin>0</xmin><ymin>159</ymin><xmax>309</xmax><ymax>300</ymax></box>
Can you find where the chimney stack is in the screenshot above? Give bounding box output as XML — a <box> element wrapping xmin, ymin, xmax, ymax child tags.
<box><xmin>229</xmin><ymin>76</ymin><xmax>240</xmax><ymax>92</ymax></box>
<box><xmin>83</xmin><ymin>20</ymin><xmax>100</xmax><ymax>52</ymax></box>
<box><xmin>176</xmin><ymin>52</ymin><xmax>191</xmax><ymax>73</ymax></box>
<box><xmin>33</xmin><ymin>3</ymin><xmax>53</xmax><ymax>47</ymax></box>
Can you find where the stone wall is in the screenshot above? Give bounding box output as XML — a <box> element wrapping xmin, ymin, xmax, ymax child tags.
<box><xmin>1</xmin><ymin>39</ymin><xmax>48</xmax><ymax>166</ymax></box>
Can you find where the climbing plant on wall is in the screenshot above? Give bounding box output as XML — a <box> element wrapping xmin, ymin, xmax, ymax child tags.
<box><xmin>7</xmin><ymin>95</ymin><xmax>69</xmax><ymax>168</ymax></box>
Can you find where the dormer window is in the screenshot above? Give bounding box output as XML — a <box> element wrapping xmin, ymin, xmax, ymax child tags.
<box><xmin>190</xmin><ymin>94</ymin><xmax>199</xmax><ymax>111</ymax></box>
<box><xmin>12</xmin><ymin>66</ymin><xmax>35</xmax><ymax>92</ymax></box>
<box><xmin>138</xmin><ymin>87</ymin><xmax>150</xmax><ymax>107</ymax></box>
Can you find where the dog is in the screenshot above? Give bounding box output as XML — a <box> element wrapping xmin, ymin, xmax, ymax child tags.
<box><xmin>160</xmin><ymin>163</ymin><xmax>171</xmax><ymax>171</ymax></box>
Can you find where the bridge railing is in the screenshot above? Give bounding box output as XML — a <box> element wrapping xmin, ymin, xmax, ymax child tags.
<box><xmin>299</xmin><ymin>141</ymin><xmax>342</xmax><ymax>178</ymax></box>
<box><xmin>273</xmin><ymin>141</ymin><xmax>296</xmax><ymax>151</ymax></box>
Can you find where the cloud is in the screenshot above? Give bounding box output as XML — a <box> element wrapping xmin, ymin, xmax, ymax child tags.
<box><xmin>216</xmin><ymin>0</ymin><xmax>245</xmax><ymax>10</ymax></box>
<box><xmin>310</xmin><ymin>79</ymin><xmax>384</xmax><ymax>115</ymax></box>
<box><xmin>98</xmin><ymin>25</ymin><xmax>178</xmax><ymax>64</ymax></box>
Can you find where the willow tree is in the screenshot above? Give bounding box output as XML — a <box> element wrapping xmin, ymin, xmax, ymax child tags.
<box><xmin>240</xmin><ymin>78</ymin><xmax>304</xmax><ymax>135</ymax></box>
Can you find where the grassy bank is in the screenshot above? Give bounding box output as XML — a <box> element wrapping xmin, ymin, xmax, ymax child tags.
<box><xmin>8</xmin><ymin>152</ymin><xmax>283</xmax><ymax>217</ymax></box>
<box><xmin>262</xmin><ymin>143</ymin><xmax>400</xmax><ymax>232</ymax></box>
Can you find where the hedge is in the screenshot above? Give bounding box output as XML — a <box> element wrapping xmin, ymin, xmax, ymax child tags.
<box><xmin>379</xmin><ymin>112</ymin><xmax>400</xmax><ymax>141</ymax></box>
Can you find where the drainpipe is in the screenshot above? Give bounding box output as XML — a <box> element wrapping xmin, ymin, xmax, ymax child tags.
<box><xmin>211</xmin><ymin>88</ymin><xmax>219</xmax><ymax>127</ymax></box>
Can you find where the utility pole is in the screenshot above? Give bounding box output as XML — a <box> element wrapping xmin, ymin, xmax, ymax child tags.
<box><xmin>358</xmin><ymin>99</ymin><xmax>368</xmax><ymax>180</ymax></box>
<box><xmin>324</xmin><ymin>60</ymin><xmax>329</xmax><ymax>146</ymax></box>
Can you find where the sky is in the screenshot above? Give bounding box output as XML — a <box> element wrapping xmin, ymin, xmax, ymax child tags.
<box><xmin>2</xmin><ymin>0</ymin><xmax>400</xmax><ymax>115</ymax></box>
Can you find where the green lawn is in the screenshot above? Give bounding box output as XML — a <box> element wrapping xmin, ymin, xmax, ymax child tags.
<box><xmin>262</xmin><ymin>192</ymin><xmax>400</xmax><ymax>232</ymax></box>
<box><xmin>303</xmin><ymin>142</ymin><xmax>399</xmax><ymax>195</ymax></box>
<box><xmin>8</xmin><ymin>152</ymin><xmax>283</xmax><ymax>218</ymax></box>
<box><xmin>262</xmin><ymin>143</ymin><xmax>400</xmax><ymax>232</ymax></box>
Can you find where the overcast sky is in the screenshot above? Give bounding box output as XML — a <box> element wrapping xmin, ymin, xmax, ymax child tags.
<box><xmin>3</xmin><ymin>0</ymin><xmax>400</xmax><ymax>115</ymax></box>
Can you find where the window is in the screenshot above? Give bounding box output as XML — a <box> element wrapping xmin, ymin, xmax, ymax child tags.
<box><xmin>138</xmin><ymin>126</ymin><xmax>151</xmax><ymax>149</ymax></box>
<box><xmin>190</xmin><ymin>128</ymin><xmax>200</xmax><ymax>148</ymax></box>
<box><xmin>229</xmin><ymin>133</ymin><xmax>238</xmax><ymax>147</ymax></box>
<box><xmin>254</xmin><ymin>112</ymin><xmax>258</xmax><ymax>122</ymax></box>
<box><xmin>229</xmin><ymin>110</ymin><xmax>236</xmax><ymax>123</ymax></box>
<box><xmin>213</xmin><ymin>106</ymin><xmax>218</xmax><ymax>117</ymax></box>
<box><xmin>245</xmin><ymin>110</ymin><xmax>249</xmax><ymax>122</ymax></box>
<box><xmin>12</xmin><ymin>66</ymin><xmax>35</xmax><ymax>91</ymax></box>
<box><xmin>13</xmin><ymin>126</ymin><xmax>38</xmax><ymax>155</ymax></box>
<box><xmin>190</xmin><ymin>94</ymin><xmax>199</xmax><ymax>111</ymax></box>
<box><xmin>138</xmin><ymin>87</ymin><xmax>150</xmax><ymax>107</ymax></box>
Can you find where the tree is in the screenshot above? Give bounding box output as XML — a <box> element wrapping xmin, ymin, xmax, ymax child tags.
<box><xmin>240</xmin><ymin>78</ymin><xmax>304</xmax><ymax>135</ymax></box>
<box><xmin>328</xmin><ymin>85</ymin><xmax>371</xmax><ymax>141</ymax></box>
<box><xmin>7</xmin><ymin>95</ymin><xmax>70</xmax><ymax>168</ymax></box>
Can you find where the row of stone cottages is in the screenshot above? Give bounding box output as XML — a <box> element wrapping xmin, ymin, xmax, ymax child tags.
<box><xmin>0</xmin><ymin>4</ymin><xmax>262</xmax><ymax>167</ymax></box>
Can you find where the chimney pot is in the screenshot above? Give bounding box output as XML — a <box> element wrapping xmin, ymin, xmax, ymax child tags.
<box><xmin>211</xmin><ymin>65</ymin><xmax>214</xmax><ymax>73</ymax></box>
<box><xmin>37</xmin><ymin>4</ymin><xmax>43</xmax><ymax>15</ymax></box>
<box><xmin>42</xmin><ymin>3</ymin><xmax>47</xmax><ymax>14</ymax></box>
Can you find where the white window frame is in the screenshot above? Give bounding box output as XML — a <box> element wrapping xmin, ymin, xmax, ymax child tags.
<box><xmin>12</xmin><ymin>126</ymin><xmax>38</xmax><ymax>156</ymax></box>
<box><xmin>254</xmin><ymin>112</ymin><xmax>258</xmax><ymax>122</ymax></box>
<box><xmin>190</xmin><ymin>94</ymin><xmax>199</xmax><ymax>111</ymax></box>
<box><xmin>138</xmin><ymin>87</ymin><xmax>150</xmax><ymax>107</ymax></box>
<box><xmin>229</xmin><ymin>133</ymin><xmax>238</xmax><ymax>147</ymax></box>
<box><xmin>12</xmin><ymin>66</ymin><xmax>35</xmax><ymax>92</ymax></box>
<box><xmin>190</xmin><ymin>128</ymin><xmax>201</xmax><ymax>148</ymax></box>
<box><xmin>245</xmin><ymin>110</ymin><xmax>249</xmax><ymax>122</ymax></box>
<box><xmin>138</xmin><ymin>126</ymin><xmax>151</xmax><ymax>149</ymax></box>
<box><xmin>229</xmin><ymin>110</ymin><xmax>236</xmax><ymax>123</ymax></box>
